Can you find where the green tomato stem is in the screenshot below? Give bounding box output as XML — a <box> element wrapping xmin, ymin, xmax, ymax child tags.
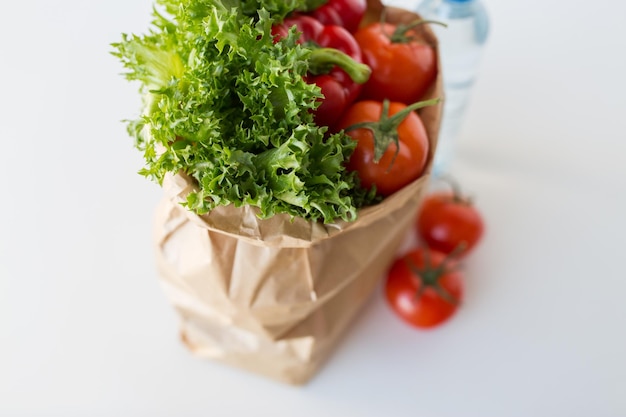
<box><xmin>389</xmin><ymin>19</ymin><xmax>447</xmax><ymax>43</ymax></box>
<box><xmin>437</xmin><ymin>174</ymin><xmax>471</xmax><ymax>205</ymax></box>
<box><xmin>405</xmin><ymin>247</ymin><xmax>463</xmax><ymax>305</ymax></box>
<box><xmin>346</xmin><ymin>98</ymin><xmax>441</xmax><ymax>164</ymax></box>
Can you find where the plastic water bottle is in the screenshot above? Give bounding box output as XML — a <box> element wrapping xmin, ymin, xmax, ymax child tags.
<box><xmin>416</xmin><ymin>0</ymin><xmax>489</xmax><ymax>175</ymax></box>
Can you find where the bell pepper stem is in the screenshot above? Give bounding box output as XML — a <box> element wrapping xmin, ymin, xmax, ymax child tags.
<box><xmin>309</xmin><ymin>47</ymin><xmax>371</xmax><ymax>84</ymax></box>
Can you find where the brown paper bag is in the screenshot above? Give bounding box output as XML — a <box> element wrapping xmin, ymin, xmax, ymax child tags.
<box><xmin>153</xmin><ymin>1</ymin><xmax>443</xmax><ymax>385</ymax></box>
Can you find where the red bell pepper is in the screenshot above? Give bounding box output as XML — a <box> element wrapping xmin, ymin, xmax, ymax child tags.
<box><xmin>272</xmin><ymin>15</ymin><xmax>370</xmax><ymax>128</ymax></box>
<box><xmin>304</xmin><ymin>0</ymin><xmax>367</xmax><ymax>34</ymax></box>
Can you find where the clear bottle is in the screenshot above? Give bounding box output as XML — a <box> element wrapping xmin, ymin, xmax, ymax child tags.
<box><xmin>416</xmin><ymin>0</ymin><xmax>490</xmax><ymax>175</ymax></box>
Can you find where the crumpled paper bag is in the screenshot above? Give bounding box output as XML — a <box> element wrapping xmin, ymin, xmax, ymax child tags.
<box><xmin>152</xmin><ymin>1</ymin><xmax>443</xmax><ymax>385</ymax></box>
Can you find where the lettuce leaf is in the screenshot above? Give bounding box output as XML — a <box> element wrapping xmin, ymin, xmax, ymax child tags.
<box><xmin>112</xmin><ymin>0</ymin><xmax>375</xmax><ymax>223</ymax></box>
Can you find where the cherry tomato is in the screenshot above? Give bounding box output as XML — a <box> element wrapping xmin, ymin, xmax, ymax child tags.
<box><xmin>335</xmin><ymin>99</ymin><xmax>433</xmax><ymax>196</ymax></box>
<box><xmin>354</xmin><ymin>21</ymin><xmax>437</xmax><ymax>104</ymax></box>
<box><xmin>417</xmin><ymin>188</ymin><xmax>485</xmax><ymax>257</ymax></box>
<box><xmin>385</xmin><ymin>247</ymin><xmax>463</xmax><ymax>329</ymax></box>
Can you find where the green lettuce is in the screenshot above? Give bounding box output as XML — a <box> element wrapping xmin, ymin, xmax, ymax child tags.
<box><xmin>112</xmin><ymin>0</ymin><xmax>375</xmax><ymax>223</ymax></box>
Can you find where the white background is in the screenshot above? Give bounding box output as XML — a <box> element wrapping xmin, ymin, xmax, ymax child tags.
<box><xmin>1</xmin><ymin>0</ymin><xmax>626</xmax><ymax>416</ymax></box>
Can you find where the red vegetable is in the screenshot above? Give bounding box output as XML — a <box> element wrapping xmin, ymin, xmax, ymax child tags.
<box><xmin>354</xmin><ymin>19</ymin><xmax>439</xmax><ymax>104</ymax></box>
<box><xmin>335</xmin><ymin>99</ymin><xmax>438</xmax><ymax>196</ymax></box>
<box><xmin>306</xmin><ymin>0</ymin><xmax>367</xmax><ymax>33</ymax></box>
<box><xmin>385</xmin><ymin>247</ymin><xmax>463</xmax><ymax>329</ymax></box>
<box><xmin>417</xmin><ymin>182</ymin><xmax>485</xmax><ymax>257</ymax></box>
<box><xmin>272</xmin><ymin>16</ymin><xmax>370</xmax><ymax>127</ymax></box>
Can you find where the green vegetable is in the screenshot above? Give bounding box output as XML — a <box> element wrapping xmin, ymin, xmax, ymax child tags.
<box><xmin>112</xmin><ymin>0</ymin><xmax>375</xmax><ymax>223</ymax></box>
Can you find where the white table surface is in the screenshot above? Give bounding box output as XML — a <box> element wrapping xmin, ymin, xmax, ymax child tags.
<box><xmin>1</xmin><ymin>0</ymin><xmax>625</xmax><ymax>416</ymax></box>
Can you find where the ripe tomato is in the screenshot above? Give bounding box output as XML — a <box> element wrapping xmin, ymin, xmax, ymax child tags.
<box><xmin>417</xmin><ymin>189</ymin><xmax>485</xmax><ymax>257</ymax></box>
<box><xmin>354</xmin><ymin>22</ymin><xmax>437</xmax><ymax>104</ymax></box>
<box><xmin>385</xmin><ymin>248</ymin><xmax>463</xmax><ymax>329</ymax></box>
<box><xmin>335</xmin><ymin>99</ymin><xmax>434</xmax><ymax>196</ymax></box>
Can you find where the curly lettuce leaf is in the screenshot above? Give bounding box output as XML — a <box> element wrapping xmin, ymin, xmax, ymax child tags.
<box><xmin>112</xmin><ymin>1</ymin><xmax>374</xmax><ymax>223</ymax></box>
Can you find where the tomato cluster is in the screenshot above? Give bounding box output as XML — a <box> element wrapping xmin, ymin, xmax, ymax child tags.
<box><xmin>274</xmin><ymin>2</ymin><xmax>439</xmax><ymax>197</ymax></box>
<box><xmin>385</xmin><ymin>179</ymin><xmax>485</xmax><ymax>329</ymax></box>
<box><xmin>277</xmin><ymin>3</ymin><xmax>484</xmax><ymax>330</ymax></box>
